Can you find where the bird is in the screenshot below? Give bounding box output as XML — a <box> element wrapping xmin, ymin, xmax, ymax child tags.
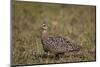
<box><xmin>40</xmin><ymin>23</ymin><xmax>81</xmax><ymax>56</ymax></box>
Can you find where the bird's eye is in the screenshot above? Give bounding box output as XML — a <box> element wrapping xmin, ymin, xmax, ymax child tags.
<box><xmin>43</xmin><ymin>24</ymin><xmax>46</xmax><ymax>26</ymax></box>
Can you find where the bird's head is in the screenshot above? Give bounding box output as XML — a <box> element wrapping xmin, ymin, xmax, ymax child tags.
<box><xmin>41</xmin><ymin>23</ymin><xmax>48</xmax><ymax>31</ymax></box>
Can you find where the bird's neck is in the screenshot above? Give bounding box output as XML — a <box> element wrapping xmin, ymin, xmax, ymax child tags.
<box><xmin>41</xmin><ymin>30</ymin><xmax>48</xmax><ymax>40</ymax></box>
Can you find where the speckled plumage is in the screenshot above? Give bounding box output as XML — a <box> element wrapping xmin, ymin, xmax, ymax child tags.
<box><xmin>41</xmin><ymin>23</ymin><xmax>81</xmax><ymax>54</ymax></box>
<box><xmin>42</xmin><ymin>36</ymin><xmax>80</xmax><ymax>54</ymax></box>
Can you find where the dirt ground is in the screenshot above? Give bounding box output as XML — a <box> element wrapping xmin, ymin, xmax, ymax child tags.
<box><xmin>11</xmin><ymin>1</ymin><xmax>96</xmax><ymax>65</ymax></box>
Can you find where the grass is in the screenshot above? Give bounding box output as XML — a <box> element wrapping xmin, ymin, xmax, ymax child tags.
<box><xmin>12</xmin><ymin>1</ymin><xmax>96</xmax><ymax>65</ymax></box>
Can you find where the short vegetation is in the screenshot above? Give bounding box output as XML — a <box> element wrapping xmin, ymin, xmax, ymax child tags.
<box><xmin>12</xmin><ymin>1</ymin><xmax>96</xmax><ymax>65</ymax></box>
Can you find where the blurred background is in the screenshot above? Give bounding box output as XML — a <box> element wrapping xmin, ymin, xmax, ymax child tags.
<box><xmin>12</xmin><ymin>0</ymin><xmax>96</xmax><ymax>65</ymax></box>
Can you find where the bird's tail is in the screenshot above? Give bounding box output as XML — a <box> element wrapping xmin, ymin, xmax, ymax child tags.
<box><xmin>68</xmin><ymin>43</ymin><xmax>81</xmax><ymax>52</ymax></box>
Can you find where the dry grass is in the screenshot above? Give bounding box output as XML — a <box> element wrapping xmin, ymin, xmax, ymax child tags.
<box><xmin>11</xmin><ymin>1</ymin><xmax>96</xmax><ymax>65</ymax></box>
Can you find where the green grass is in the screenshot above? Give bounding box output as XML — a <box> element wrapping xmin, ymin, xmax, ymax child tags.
<box><xmin>12</xmin><ymin>1</ymin><xmax>96</xmax><ymax>65</ymax></box>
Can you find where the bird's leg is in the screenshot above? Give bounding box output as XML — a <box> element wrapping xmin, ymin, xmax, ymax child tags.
<box><xmin>55</xmin><ymin>54</ymin><xmax>60</xmax><ymax>60</ymax></box>
<box><xmin>47</xmin><ymin>52</ymin><xmax>50</xmax><ymax>56</ymax></box>
<box><xmin>59</xmin><ymin>53</ymin><xmax>64</xmax><ymax>59</ymax></box>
